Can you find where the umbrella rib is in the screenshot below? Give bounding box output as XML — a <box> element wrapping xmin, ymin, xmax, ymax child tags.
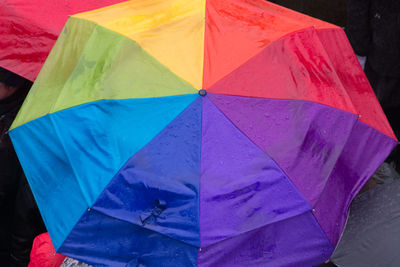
<box><xmin>206</xmin><ymin>28</ymin><xmax>359</xmax><ymax>118</ymax></box>
<box><xmin>205</xmin><ymin>27</ymin><xmax>339</xmax><ymax>90</ymax></box>
<box><xmin>311</xmin><ymin>120</ymin><xmax>397</xmax><ymax>247</ymax></box>
<box><xmin>311</xmin><ymin>119</ymin><xmax>358</xmax><ymax>210</ymax></box>
<box><xmin>48</xmin><ymin>115</ymin><xmax>92</xmax><ymax>208</ymax></box>
<box><xmin>49</xmin><ymin>18</ymin><xmax>98</xmax><ymax>115</ymax></box>
<box><xmin>208</xmin><ymin>92</ymin><xmax>359</xmax><ymax>117</ymax></box>
<box><xmin>205</xmin><ymin>96</ymin><xmax>338</xmax><ymax>247</ymax></box>
<box><xmin>206</xmin><ymin>95</ymin><xmax>360</xmax><ymax>208</ymax></box>
<box><xmin>56</xmin><ymin>95</ymin><xmax>202</xmax><ymax>249</ymax></box>
<box><xmin>199</xmin><ymin>95</ymin><xmax>204</xmax><ymax>248</ymax></box>
<box><xmin>314</xmin><ymin>27</ymin><xmax>358</xmax><ymax>115</ymax></box>
<box><xmin>205</xmin><ymin>95</ymin><xmax>302</xmax><ymax>196</ymax></box>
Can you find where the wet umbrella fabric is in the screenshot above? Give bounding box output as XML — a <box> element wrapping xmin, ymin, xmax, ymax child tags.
<box><xmin>331</xmin><ymin>165</ymin><xmax>400</xmax><ymax>267</ymax></box>
<box><xmin>8</xmin><ymin>0</ymin><xmax>398</xmax><ymax>266</ymax></box>
<box><xmin>0</xmin><ymin>0</ymin><xmax>126</xmax><ymax>81</ymax></box>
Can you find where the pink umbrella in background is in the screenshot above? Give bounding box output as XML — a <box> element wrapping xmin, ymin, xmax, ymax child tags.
<box><xmin>0</xmin><ymin>0</ymin><xmax>126</xmax><ymax>81</ymax></box>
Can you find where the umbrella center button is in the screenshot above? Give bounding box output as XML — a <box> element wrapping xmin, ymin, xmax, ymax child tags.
<box><xmin>199</xmin><ymin>89</ymin><xmax>207</xmax><ymax>96</ymax></box>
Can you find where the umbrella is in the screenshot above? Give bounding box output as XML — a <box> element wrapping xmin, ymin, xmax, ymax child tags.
<box><xmin>0</xmin><ymin>0</ymin><xmax>126</xmax><ymax>81</ymax></box>
<box><xmin>8</xmin><ymin>0</ymin><xmax>398</xmax><ymax>266</ymax></box>
<box><xmin>331</xmin><ymin>164</ymin><xmax>400</xmax><ymax>267</ymax></box>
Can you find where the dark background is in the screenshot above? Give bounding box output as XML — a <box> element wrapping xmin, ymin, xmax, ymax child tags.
<box><xmin>270</xmin><ymin>0</ymin><xmax>348</xmax><ymax>27</ymax></box>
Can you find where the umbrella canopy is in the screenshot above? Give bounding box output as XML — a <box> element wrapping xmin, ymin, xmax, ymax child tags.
<box><xmin>8</xmin><ymin>0</ymin><xmax>398</xmax><ymax>266</ymax></box>
<box><xmin>0</xmin><ymin>0</ymin><xmax>126</xmax><ymax>81</ymax></box>
<box><xmin>331</xmin><ymin>164</ymin><xmax>400</xmax><ymax>267</ymax></box>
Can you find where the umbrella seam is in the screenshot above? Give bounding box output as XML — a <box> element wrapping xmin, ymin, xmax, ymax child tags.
<box><xmin>317</xmin><ymin>27</ymin><xmax>397</xmax><ymax>141</ymax></box>
<box><xmin>205</xmin><ymin>26</ymin><xmax>338</xmax><ymax>90</ymax></box>
<box><xmin>13</xmin><ymin>95</ymin><xmax>199</xmax><ymax>131</ymax></box>
<box><xmin>206</xmin><ymin>27</ymin><xmax>360</xmax><ymax>118</ymax></box>
<box><xmin>205</xmin><ymin>95</ymin><xmax>318</xmax><ymax>209</ymax></box>
<box><xmin>47</xmin><ymin>114</ymin><xmax>92</xmax><ymax>251</ymax></box>
<box><xmin>207</xmin><ymin>93</ymin><xmax>359</xmax><ymax>117</ymax></box>
<box><xmin>57</xmin><ymin>95</ymin><xmax>201</xmax><ymax>251</ymax></box>
<box><xmin>9</xmin><ymin>17</ymin><xmax>96</xmax><ymax>131</ymax></box>
<box><xmin>313</xmin><ymin>116</ymin><xmax>362</xmax><ymax>211</ymax></box>
<box><xmin>206</xmin><ymin>91</ymin><xmax>398</xmax><ymax>227</ymax></box>
<box><xmin>207</xmin><ymin>94</ymin><xmax>343</xmax><ymax>248</ymax></box>
<box><xmin>199</xmin><ymin>96</ymin><xmax>204</xmax><ymax>250</ymax></box>
<box><xmin>313</xmin><ymin>27</ymin><xmax>358</xmax><ymax>117</ymax></box>
<box><xmin>201</xmin><ymin>0</ymin><xmax>207</xmax><ymax>90</ymax></box>
<box><xmin>48</xmin><ymin>115</ymin><xmax>92</xmax><ymax>207</ymax></box>
<box><xmin>312</xmin><ymin>120</ymin><xmax>398</xmax><ymax>248</ymax></box>
<box><xmin>49</xmin><ymin>17</ymin><xmax>98</xmax><ymax>115</ymax></box>
<box><xmin>46</xmin><ymin>18</ymin><xmax>198</xmax><ymax>117</ymax></box>
<box><xmin>203</xmin><ymin>93</ymin><xmax>361</xmax><ymax>124</ymax></box>
<box><xmin>73</xmin><ymin>7</ymin><xmax>205</xmax><ymax>90</ymax></box>
<box><xmin>10</xmin><ymin>96</ymin><xmax>200</xmax><ymax>136</ymax></box>
<box><xmin>311</xmin><ymin>118</ymin><xmax>359</xmax><ymax>211</ymax></box>
<box><xmin>203</xmin><ymin>96</ymin><xmax>338</xmax><ymax>246</ymax></box>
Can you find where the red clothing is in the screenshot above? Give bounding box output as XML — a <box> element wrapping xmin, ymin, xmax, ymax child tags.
<box><xmin>28</xmin><ymin>233</ymin><xmax>65</xmax><ymax>267</ymax></box>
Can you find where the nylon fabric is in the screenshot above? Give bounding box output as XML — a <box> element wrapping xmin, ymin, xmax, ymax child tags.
<box><xmin>59</xmin><ymin>97</ymin><xmax>202</xmax><ymax>266</ymax></box>
<box><xmin>0</xmin><ymin>0</ymin><xmax>126</xmax><ymax>81</ymax></box>
<box><xmin>5</xmin><ymin>0</ymin><xmax>398</xmax><ymax>265</ymax></box>
<box><xmin>200</xmin><ymin>96</ymin><xmax>311</xmax><ymax>247</ymax></box>
<box><xmin>11</xmin><ymin>18</ymin><xmax>197</xmax><ymax>129</ymax></box>
<box><xmin>85</xmin><ymin>97</ymin><xmax>202</xmax><ymax>247</ymax></box>
<box><xmin>317</xmin><ymin>28</ymin><xmax>396</xmax><ymax>140</ymax></box>
<box><xmin>208</xmin><ymin>27</ymin><xmax>358</xmax><ymax>115</ymax></box>
<box><xmin>208</xmin><ymin>94</ymin><xmax>358</xmax><ymax>206</ymax></box>
<box><xmin>9</xmin><ymin>119</ymin><xmax>89</xmax><ymax>251</ymax></box>
<box><xmin>59</xmin><ymin>209</ymin><xmax>197</xmax><ymax>267</ymax></box>
<box><xmin>9</xmin><ymin>94</ymin><xmax>197</xmax><ymax>250</ymax></box>
<box><xmin>10</xmin><ymin>17</ymin><xmax>96</xmax><ymax>130</ymax></box>
<box><xmin>313</xmin><ymin>119</ymin><xmax>397</xmax><ymax>245</ymax></box>
<box><xmin>203</xmin><ymin>0</ymin><xmax>336</xmax><ymax>88</ymax></box>
<box><xmin>198</xmin><ymin>212</ymin><xmax>333</xmax><ymax>267</ymax></box>
<box><xmin>74</xmin><ymin>0</ymin><xmax>206</xmax><ymax>89</ymax></box>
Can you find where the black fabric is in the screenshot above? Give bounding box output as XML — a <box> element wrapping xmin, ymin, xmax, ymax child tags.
<box><xmin>365</xmin><ymin>61</ymin><xmax>400</xmax><ymax>112</ymax></box>
<box><xmin>0</xmin><ymin>84</ymin><xmax>28</xmax><ymax>263</ymax></box>
<box><xmin>347</xmin><ymin>0</ymin><xmax>400</xmax><ymax>76</ymax></box>
<box><xmin>346</xmin><ymin>0</ymin><xmax>370</xmax><ymax>55</ymax></box>
<box><xmin>347</xmin><ymin>0</ymin><xmax>400</xmax><ymax>171</ymax></box>
<box><xmin>364</xmin><ymin>61</ymin><xmax>400</xmax><ymax>169</ymax></box>
<box><xmin>0</xmin><ymin>73</ymin><xmax>45</xmax><ymax>267</ymax></box>
<box><xmin>9</xmin><ymin>176</ymin><xmax>46</xmax><ymax>267</ymax></box>
<box><xmin>0</xmin><ymin>68</ymin><xmax>27</xmax><ymax>89</ymax></box>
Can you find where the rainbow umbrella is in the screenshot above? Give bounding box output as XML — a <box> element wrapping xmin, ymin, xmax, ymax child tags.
<box><xmin>9</xmin><ymin>0</ymin><xmax>397</xmax><ymax>266</ymax></box>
